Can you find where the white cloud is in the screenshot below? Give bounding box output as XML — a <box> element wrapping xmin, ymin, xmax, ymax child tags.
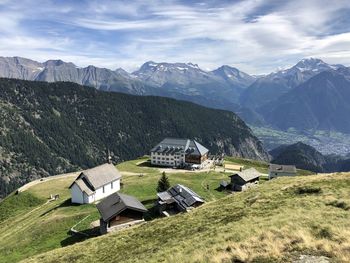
<box><xmin>0</xmin><ymin>0</ymin><xmax>350</xmax><ymax>74</ymax></box>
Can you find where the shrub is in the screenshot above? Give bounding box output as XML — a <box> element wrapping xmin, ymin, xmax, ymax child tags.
<box><xmin>294</xmin><ymin>186</ymin><xmax>322</xmax><ymax>195</ymax></box>
<box><xmin>326</xmin><ymin>200</ymin><xmax>350</xmax><ymax>210</ymax></box>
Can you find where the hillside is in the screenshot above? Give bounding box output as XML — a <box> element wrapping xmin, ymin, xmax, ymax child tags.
<box><xmin>270</xmin><ymin>142</ymin><xmax>328</xmax><ymax>172</ymax></box>
<box><xmin>0</xmin><ymin>78</ymin><xmax>268</xmax><ymax>198</ymax></box>
<box><xmin>0</xmin><ymin>156</ymin><xmax>263</xmax><ymax>263</ymax></box>
<box><xmin>270</xmin><ymin>142</ymin><xmax>350</xmax><ymax>173</ymax></box>
<box><xmin>9</xmin><ymin>170</ymin><xmax>350</xmax><ymax>263</ymax></box>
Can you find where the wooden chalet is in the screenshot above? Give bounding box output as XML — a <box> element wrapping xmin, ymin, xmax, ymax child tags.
<box><xmin>96</xmin><ymin>192</ymin><xmax>147</xmax><ymax>234</ymax></box>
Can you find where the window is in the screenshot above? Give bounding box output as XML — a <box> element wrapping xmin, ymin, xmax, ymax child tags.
<box><xmin>103</xmin><ymin>186</ymin><xmax>105</xmax><ymax>193</ymax></box>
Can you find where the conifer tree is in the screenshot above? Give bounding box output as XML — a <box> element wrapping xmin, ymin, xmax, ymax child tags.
<box><xmin>156</xmin><ymin>172</ymin><xmax>170</xmax><ymax>192</ymax></box>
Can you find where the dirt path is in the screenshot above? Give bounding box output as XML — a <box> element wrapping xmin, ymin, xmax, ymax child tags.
<box><xmin>120</xmin><ymin>171</ymin><xmax>146</xmax><ymax>176</ymax></box>
<box><xmin>17</xmin><ymin>172</ymin><xmax>80</xmax><ymax>193</ymax></box>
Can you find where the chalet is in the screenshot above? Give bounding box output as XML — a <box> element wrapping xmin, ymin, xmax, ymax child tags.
<box><xmin>269</xmin><ymin>164</ymin><xmax>297</xmax><ymax>179</ymax></box>
<box><xmin>69</xmin><ymin>163</ymin><xmax>122</xmax><ymax>204</ymax></box>
<box><xmin>157</xmin><ymin>184</ymin><xmax>204</xmax><ymax>215</ymax></box>
<box><xmin>97</xmin><ymin>192</ymin><xmax>147</xmax><ymax>234</ymax></box>
<box><xmin>229</xmin><ymin>168</ymin><xmax>260</xmax><ymax>191</ymax></box>
<box><xmin>150</xmin><ymin>138</ymin><xmax>209</xmax><ymax>168</ymax></box>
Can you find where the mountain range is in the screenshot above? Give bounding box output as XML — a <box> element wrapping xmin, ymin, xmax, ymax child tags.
<box><xmin>0</xmin><ymin>57</ymin><xmax>255</xmax><ymax>113</ymax></box>
<box><xmin>0</xmin><ymin>78</ymin><xmax>268</xmax><ymax>198</ymax></box>
<box><xmin>1</xmin><ymin>56</ymin><xmax>350</xmax><ymax>141</ymax></box>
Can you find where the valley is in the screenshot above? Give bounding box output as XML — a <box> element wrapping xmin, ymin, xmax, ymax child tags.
<box><xmin>252</xmin><ymin>126</ymin><xmax>350</xmax><ymax>156</ymax></box>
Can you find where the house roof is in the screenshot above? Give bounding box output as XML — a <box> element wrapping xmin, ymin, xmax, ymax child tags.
<box><xmin>158</xmin><ymin>184</ymin><xmax>204</xmax><ymax>210</ymax></box>
<box><xmin>70</xmin><ymin>163</ymin><xmax>122</xmax><ymax>190</ymax></box>
<box><xmin>229</xmin><ymin>168</ymin><xmax>261</xmax><ymax>182</ymax></box>
<box><xmin>151</xmin><ymin>138</ymin><xmax>209</xmax><ymax>156</ymax></box>
<box><xmin>74</xmin><ymin>178</ymin><xmax>94</xmax><ymax>196</ymax></box>
<box><xmin>96</xmin><ymin>192</ymin><xmax>147</xmax><ymax>222</ymax></box>
<box><xmin>269</xmin><ymin>164</ymin><xmax>297</xmax><ymax>173</ymax></box>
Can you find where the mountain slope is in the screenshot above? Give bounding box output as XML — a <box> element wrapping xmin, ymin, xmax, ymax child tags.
<box><xmin>270</xmin><ymin>142</ymin><xmax>328</xmax><ymax>172</ymax></box>
<box><xmin>261</xmin><ymin>69</ymin><xmax>350</xmax><ymax>133</ymax></box>
<box><xmin>240</xmin><ymin>58</ymin><xmax>343</xmax><ymax>110</ymax></box>
<box><xmin>0</xmin><ymin>78</ymin><xmax>269</xmax><ymax>198</ymax></box>
<box><xmin>20</xmin><ymin>172</ymin><xmax>350</xmax><ymax>263</ymax></box>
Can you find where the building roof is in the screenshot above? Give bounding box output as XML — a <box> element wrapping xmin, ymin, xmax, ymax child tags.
<box><xmin>229</xmin><ymin>168</ymin><xmax>261</xmax><ymax>182</ymax></box>
<box><xmin>158</xmin><ymin>184</ymin><xmax>204</xmax><ymax>210</ymax></box>
<box><xmin>97</xmin><ymin>192</ymin><xmax>147</xmax><ymax>222</ymax></box>
<box><xmin>269</xmin><ymin>164</ymin><xmax>297</xmax><ymax>173</ymax></box>
<box><xmin>151</xmin><ymin>138</ymin><xmax>209</xmax><ymax>156</ymax></box>
<box><xmin>74</xmin><ymin>178</ymin><xmax>94</xmax><ymax>196</ymax></box>
<box><xmin>69</xmin><ymin>163</ymin><xmax>122</xmax><ymax>195</ymax></box>
<box><xmin>71</xmin><ymin>163</ymin><xmax>122</xmax><ymax>190</ymax></box>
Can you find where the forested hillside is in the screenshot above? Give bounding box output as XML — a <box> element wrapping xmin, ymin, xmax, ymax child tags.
<box><xmin>0</xmin><ymin>78</ymin><xmax>268</xmax><ymax>198</ymax></box>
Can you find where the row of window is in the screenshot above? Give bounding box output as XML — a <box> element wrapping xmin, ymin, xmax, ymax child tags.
<box><xmin>153</xmin><ymin>152</ymin><xmax>185</xmax><ymax>157</ymax></box>
<box><xmin>152</xmin><ymin>160</ymin><xmax>175</xmax><ymax>165</ymax></box>
<box><xmin>152</xmin><ymin>156</ymin><xmax>183</xmax><ymax>160</ymax></box>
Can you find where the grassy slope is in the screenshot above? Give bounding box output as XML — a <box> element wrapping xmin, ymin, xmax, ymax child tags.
<box><xmin>23</xmin><ymin>172</ymin><xmax>350</xmax><ymax>263</ymax></box>
<box><xmin>0</xmin><ymin>157</ymin><xmax>233</xmax><ymax>263</ymax></box>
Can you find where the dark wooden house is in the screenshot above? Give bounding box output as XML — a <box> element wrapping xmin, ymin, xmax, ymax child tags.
<box><xmin>229</xmin><ymin>168</ymin><xmax>260</xmax><ymax>191</ymax></box>
<box><xmin>96</xmin><ymin>192</ymin><xmax>147</xmax><ymax>234</ymax></box>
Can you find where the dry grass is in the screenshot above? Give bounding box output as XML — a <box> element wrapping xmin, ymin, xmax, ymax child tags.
<box><xmin>21</xmin><ymin>173</ymin><xmax>350</xmax><ymax>263</ymax></box>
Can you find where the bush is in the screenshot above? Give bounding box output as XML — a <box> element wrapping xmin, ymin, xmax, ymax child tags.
<box><xmin>326</xmin><ymin>200</ymin><xmax>350</xmax><ymax>210</ymax></box>
<box><xmin>294</xmin><ymin>186</ymin><xmax>322</xmax><ymax>195</ymax></box>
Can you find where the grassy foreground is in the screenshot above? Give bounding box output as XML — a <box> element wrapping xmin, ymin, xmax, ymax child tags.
<box><xmin>21</xmin><ymin>172</ymin><xmax>350</xmax><ymax>263</ymax></box>
<box><xmin>0</xmin><ymin>157</ymin><xmax>233</xmax><ymax>263</ymax></box>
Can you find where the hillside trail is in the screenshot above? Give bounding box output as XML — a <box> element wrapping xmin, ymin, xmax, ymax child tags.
<box><xmin>1</xmin><ymin>172</ymin><xmax>79</xmax><ymax>240</ymax></box>
<box><xmin>1</xmin><ymin>199</ymin><xmax>52</xmax><ymax>239</ymax></box>
<box><xmin>17</xmin><ymin>172</ymin><xmax>79</xmax><ymax>193</ymax></box>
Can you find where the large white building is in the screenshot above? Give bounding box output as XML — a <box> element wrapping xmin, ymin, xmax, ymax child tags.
<box><xmin>69</xmin><ymin>163</ymin><xmax>122</xmax><ymax>204</ymax></box>
<box><xmin>150</xmin><ymin>138</ymin><xmax>209</xmax><ymax>168</ymax></box>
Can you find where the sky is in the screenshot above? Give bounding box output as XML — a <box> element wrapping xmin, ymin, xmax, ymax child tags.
<box><xmin>1</xmin><ymin>0</ymin><xmax>350</xmax><ymax>74</ymax></box>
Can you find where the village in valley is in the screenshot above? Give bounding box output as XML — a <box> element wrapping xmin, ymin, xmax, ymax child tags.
<box><xmin>21</xmin><ymin>137</ymin><xmax>303</xmax><ymax>236</ymax></box>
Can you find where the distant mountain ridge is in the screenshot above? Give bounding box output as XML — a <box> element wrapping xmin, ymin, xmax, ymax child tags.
<box><xmin>239</xmin><ymin>58</ymin><xmax>344</xmax><ymax>110</ymax></box>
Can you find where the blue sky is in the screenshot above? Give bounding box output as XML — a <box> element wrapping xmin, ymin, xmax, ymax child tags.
<box><xmin>1</xmin><ymin>0</ymin><xmax>350</xmax><ymax>74</ymax></box>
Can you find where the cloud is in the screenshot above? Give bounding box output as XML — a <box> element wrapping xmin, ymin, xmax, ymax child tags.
<box><xmin>0</xmin><ymin>0</ymin><xmax>350</xmax><ymax>74</ymax></box>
